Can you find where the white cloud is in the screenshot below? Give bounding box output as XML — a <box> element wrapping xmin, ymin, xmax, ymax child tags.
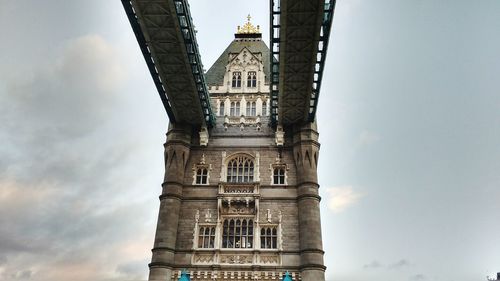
<box><xmin>324</xmin><ymin>186</ymin><xmax>364</xmax><ymax>213</ymax></box>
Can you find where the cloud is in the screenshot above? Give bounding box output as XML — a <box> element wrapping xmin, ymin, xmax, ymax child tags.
<box><xmin>389</xmin><ymin>259</ymin><xmax>412</xmax><ymax>269</ymax></box>
<box><xmin>325</xmin><ymin>186</ymin><xmax>364</xmax><ymax>213</ymax></box>
<box><xmin>358</xmin><ymin>130</ymin><xmax>381</xmax><ymax>146</ymax></box>
<box><xmin>410</xmin><ymin>274</ymin><xmax>426</xmax><ymax>280</ymax></box>
<box><xmin>0</xmin><ymin>34</ymin><xmax>155</xmax><ymax>281</ymax></box>
<box><xmin>363</xmin><ymin>260</ymin><xmax>383</xmax><ymax>269</ymax></box>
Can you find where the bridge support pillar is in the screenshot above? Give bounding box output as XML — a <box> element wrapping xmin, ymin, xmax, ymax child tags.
<box><xmin>148</xmin><ymin>123</ymin><xmax>192</xmax><ymax>281</ymax></box>
<box><xmin>292</xmin><ymin>122</ymin><xmax>326</xmax><ymax>281</ymax></box>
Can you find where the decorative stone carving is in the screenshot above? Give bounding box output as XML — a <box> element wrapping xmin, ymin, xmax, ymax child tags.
<box><xmin>275</xmin><ymin>125</ymin><xmax>284</xmax><ymax>146</ymax></box>
<box><xmin>266</xmin><ymin>209</ymin><xmax>272</xmax><ymax>222</ymax></box>
<box><xmin>195</xmin><ymin>210</ymin><xmax>200</xmax><ymax>223</ymax></box>
<box><xmin>220</xmin><ymin>254</ymin><xmax>252</xmax><ymax>264</ymax></box>
<box><xmin>194</xmin><ymin>254</ymin><xmax>214</xmax><ymax>263</ymax></box>
<box><xmin>205</xmin><ymin>209</ymin><xmax>212</xmax><ymax>222</ymax></box>
<box><xmin>199</xmin><ymin>126</ymin><xmax>209</xmax><ymax>146</ymax></box>
<box><xmin>260</xmin><ymin>255</ymin><xmax>279</xmax><ymax>264</ymax></box>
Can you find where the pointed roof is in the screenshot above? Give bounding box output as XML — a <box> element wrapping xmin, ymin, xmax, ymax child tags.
<box><xmin>205</xmin><ymin>39</ymin><xmax>272</xmax><ymax>86</ymax></box>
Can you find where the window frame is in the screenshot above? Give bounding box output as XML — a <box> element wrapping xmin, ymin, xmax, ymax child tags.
<box><xmin>227</xmin><ymin>155</ymin><xmax>254</xmax><ymax>183</ymax></box>
<box><xmin>247</xmin><ymin>71</ymin><xmax>257</xmax><ymax>88</ymax></box>
<box><xmin>197</xmin><ymin>225</ymin><xmax>216</xmax><ymax>249</ymax></box>
<box><xmin>232</xmin><ymin>71</ymin><xmax>242</xmax><ymax>88</ymax></box>
<box><xmin>260</xmin><ymin>226</ymin><xmax>278</xmax><ymax>249</ymax></box>
<box><xmin>273</xmin><ymin>167</ymin><xmax>285</xmax><ymax>185</ymax></box>
<box><xmin>219</xmin><ymin>101</ymin><xmax>225</xmax><ymax>116</ymax></box>
<box><xmin>222</xmin><ymin>218</ymin><xmax>254</xmax><ymax>249</ymax></box>
<box><xmin>195</xmin><ymin>167</ymin><xmax>208</xmax><ymax>185</ymax></box>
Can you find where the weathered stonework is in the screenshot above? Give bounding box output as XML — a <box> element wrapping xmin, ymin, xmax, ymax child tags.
<box><xmin>148</xmin><ymin>23</ymin><xmax>325</xmax><ymax>281</ymax></box>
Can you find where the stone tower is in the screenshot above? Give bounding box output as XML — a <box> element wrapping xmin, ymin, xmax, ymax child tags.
<box><xmin>148</xmin><ymin>17</ymin><xmax>325</xmax><ymax>281</ymax></box>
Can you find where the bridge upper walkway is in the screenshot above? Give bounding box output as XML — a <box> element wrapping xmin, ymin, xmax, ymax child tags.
<box><xmin>122</xmin><ymin>0</ymin><xmax>335</xmax><ymax>128</ymax></box>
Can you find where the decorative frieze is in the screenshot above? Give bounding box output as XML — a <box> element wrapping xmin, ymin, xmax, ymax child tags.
<box><xmin>171</xmin><ymin>270</ymin><xmax>300</xmax><ymax>281</ymax></box>
<box><xmin>220</xmin><ymin>254</ymin><xmax>253</xmax><ymax>264</ymax></box>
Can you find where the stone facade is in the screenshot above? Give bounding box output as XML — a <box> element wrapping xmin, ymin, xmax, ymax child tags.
<box><xmin>148</xmin><ymin>21</ymin><xmax>325</xmax><ymax>281</ymax></box>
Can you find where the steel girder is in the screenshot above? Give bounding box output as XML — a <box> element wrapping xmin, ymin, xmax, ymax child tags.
<box><xmin>122</xmin><ymin>0</ymin><xmax>215</xmax><ymax>126</ymax></box>
<box><xmin>270</xmin><ymin>0</ymin><xmax>335</xmax><ymax>126</ymax></box>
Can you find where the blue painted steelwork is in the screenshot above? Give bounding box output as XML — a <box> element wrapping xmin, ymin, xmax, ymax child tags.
<box><xmin>308</xmin><ymin>0</ymin><xmax>336</xmax><ymax>122</ymax></box>
<box><xmin>121</xmin><ymin>0</ymin><xmax>215</xmax><ymax>126</ymax></box>
<box><xmin>179</xmin><ymin>270</ymin><xmax>189</xmax><ymax>281</ymax></box>
<box><xmin>173</xmin><ymin>0</ymin><xmax>215</xmax><ymax>126</ymax></box>
<box><xmin>270</xmin><ymin>0</ymin><xmax>281</xmax><ymax>126</ymax></box>
<box><xmin>269</xmin><ymin>0</ymin><xmax>336</xmax><ymax>124</ymax></box>
<box><xmin>283</xmin><ymin>271</ymin><xmax>292</xmax><ymax>281</ymax></box>
<box><xmin>179</xmin><ymin>270</ymin><xmax>190</xmax><ymax>281</ymax></box>
<box><xmin>122</xmin><ymin>0</ymin><xmax>176</xmax><ymax>122</ymax></box>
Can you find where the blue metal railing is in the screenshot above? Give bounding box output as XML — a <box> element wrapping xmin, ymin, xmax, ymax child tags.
<box><xmin>269</xmin><ymin>0</ymin><xmax>336</xmax><ymax>124</ymax></box>
<box><xmin>270</xmin><ymin>0</ymin><xmax>281</xmax><ymax>126</ymax></box>
<box><xmin>308</xmin><ymin>0</ymin><xmax>336</xmax><ymax>122</ymax></box>
<box><xmin>122</xmin><ymin>0</ymin><xmax>215</xmax><ymax>127</ymax></box>
<box><xmin>173</xmin><ymin>0</ymin><xmax>215</xmax><ymax>126</ymax></box>
<box><xmin>122</xmin><ymin>0</ymin><xmax>176</xmax><ymax>122</ymax></box>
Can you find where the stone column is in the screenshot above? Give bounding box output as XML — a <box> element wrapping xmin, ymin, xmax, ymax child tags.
<box><xmin>292</xmin><ymin>122</ymin><xmax>325</xmax><ymax>281</ymax></box>
<box><xmin>148</xmin><ymin>123</ymin><xmax>192</xmax><ymax>281</ymax></box>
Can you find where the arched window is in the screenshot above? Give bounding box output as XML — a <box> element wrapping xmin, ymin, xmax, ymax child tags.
<box><xmin>262</xmin><ymin>101</ymin><xmax>267</xmax><ymax>116</ymax></box>
<box><xmin>245</xmin><ymin>102</ymin><xmax>256</xmax><ymax>116</ymax></box>
<box><xmin>219</xmin><ymin>102</ymin><xmax>225</xmax><ymax>116</ymax></box>
<box><xmin>222</xmin><ymin>218</ymin><xmax>253</xmax><ymax>248</ymax></box>
<box><xmin>198</xmin><ymin>226</ymin><xmax>215</xmax><ymax>248</ymax></box>
<box><xmin>227</xmin><ymin>155</ymin><xmax>254</xmax><ymax>183</ymax></box>
<box><xmin>196</xmin><ymin>168</ymin><xmax>208</xmax><ymax>184</ymax></box>
<box><xmin>247</xmin><ymin>71</ymin><xmax>257</xmax><ymax>87</ymax></box>
<box><xmin>260</xmin><ymin>227</ymin><xmax>277</xmax><ymax>249</ymax></box>
<box><xmin>230</xmin><ymin>102</ymin><xmax>240</xmax><ymax>116</ymax></box>
<box><xmin>273</xmin><ymin>168</ymin><xmax>285</xmax><ymax>185</ymax></box>
<box><xmin>232</xmin><ymin>72</ymin><xmax>241</xmax><ymax>88</ymax></box>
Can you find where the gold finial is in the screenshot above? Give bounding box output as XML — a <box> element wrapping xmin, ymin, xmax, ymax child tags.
<box><xmin>236</xmin><ymin>14</ymin><xmax>260</xmax><ymax>34</ymax></box>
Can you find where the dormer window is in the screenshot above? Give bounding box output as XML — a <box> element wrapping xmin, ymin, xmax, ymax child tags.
<box><xmin>247</xmin><ymin>71</ymin><xmax>257</xmax><ymax>87</ymax></box>
<box><xmin>232</xmin><ymin>72</ymin><xmax>242</xmax><ymax>88</ymax></box>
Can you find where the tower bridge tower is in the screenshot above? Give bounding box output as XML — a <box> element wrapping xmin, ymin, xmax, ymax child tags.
<box><xmin>148</xmin><ymin>17</ymin><xmax>325</xmax><ymax>281</ymax></box>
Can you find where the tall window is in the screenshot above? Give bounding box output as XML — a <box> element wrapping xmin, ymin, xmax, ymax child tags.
<box><xmin>247</xmin><ymin>71</ymin><xmax>257</xmax><ymax>87</ymax></box>
<box><xmin>260</xmin><ymin>227</ymin><xmax>277</xmax><ymax>249</ymax></box>
<box><xmin>230</xmin><ymin>102</ymin><xmax>240</xmax><ymax>116</ymax></box>
<box><xmin>262</xmin><ymin>101</ymin><xmax>267</xmax><ymax>116</ymax></box>
<box><xmin>198</xmin><ymin>226</ymin><xmax>215</xmax><ymax>248</ymax></box>
<box><xmin>222</xmin><ymin>218</ymin><xmax>253</xmax><ymax>248</ymax></box>
<box><xmin>232</xmin><ymin>72</ymin><xmax>242</xmax><ymax>88</ymax></box>
<box><xmin>245</xmin><ymin>102</ymin><xmax>256</xmax><ymax>116</ymax></box>
<box><xmin>227</xmin><ymin>156</ymin><xmax>254</xmax><ymax>183</ymax></box>
<box><xmin>273</xmin><ymin>168</ymin><xmax>285</xmax><ymax>185</ymax></box>
<box><xmin>219</xmin><ymin>102</ymin><xmax>225</xmax><ymax>116</ymax></box>
<box><xmin>196</xmin><ymin>168</ymin><xmax>208</xmax><ymax>184</ymax></box>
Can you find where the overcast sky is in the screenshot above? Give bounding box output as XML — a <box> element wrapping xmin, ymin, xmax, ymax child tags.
<box><xmin>1</xmin><ymin>1</ymin><xmax>499</xmax><ymax>281</ymax></box>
